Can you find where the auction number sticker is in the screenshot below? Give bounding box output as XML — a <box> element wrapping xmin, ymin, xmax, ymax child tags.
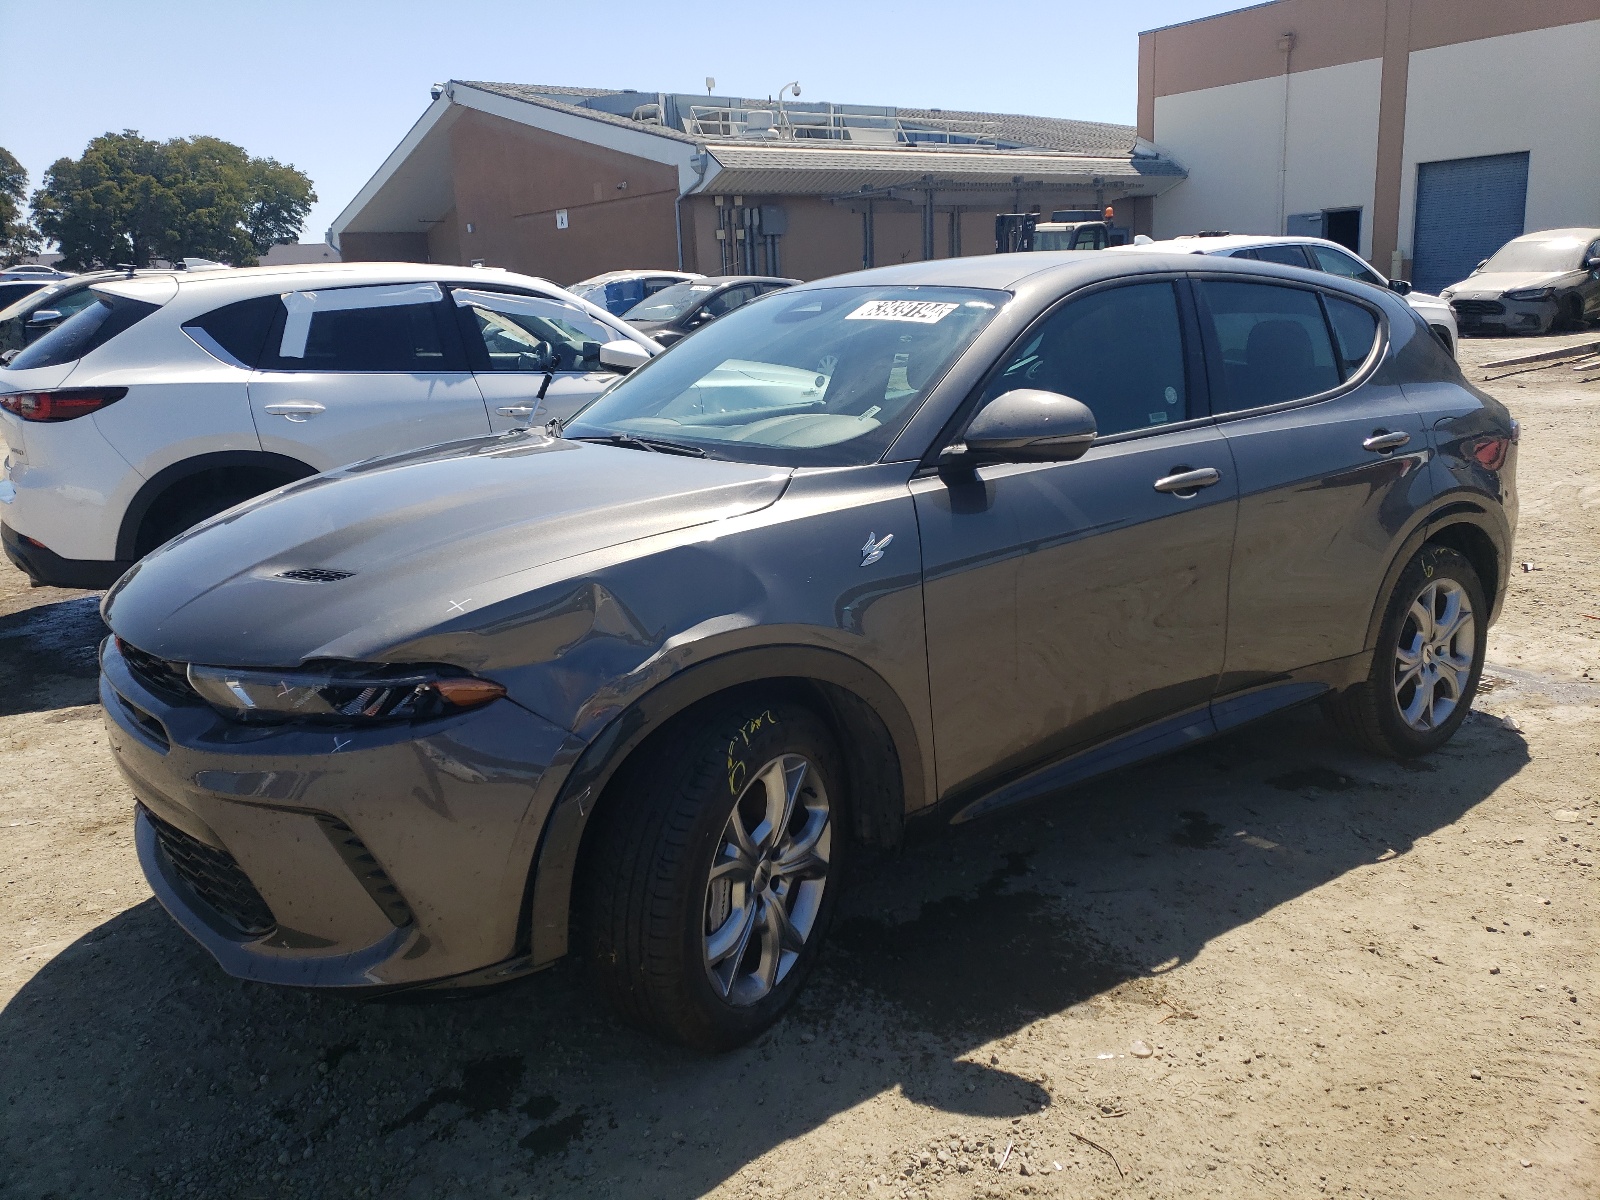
<box><xmin>846</xmin><ymin>300</ymin><xmax>960</xmax><ymax>323</ymax></box>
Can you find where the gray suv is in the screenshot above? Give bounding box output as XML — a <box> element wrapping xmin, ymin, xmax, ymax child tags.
<box><xmin>99</xmin><ymin>251</ymin><xmax>1516</xmax><ymax>1049</ymax></box>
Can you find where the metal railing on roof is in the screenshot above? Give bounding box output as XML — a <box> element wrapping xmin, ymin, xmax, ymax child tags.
<box><xmin>683</xmin><ymin>104</ymin><xmax>1008</xmax><ymax>149</ymax></box>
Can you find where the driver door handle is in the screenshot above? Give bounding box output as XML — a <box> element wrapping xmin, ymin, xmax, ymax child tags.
<box><xmin>1362</xmin><ymin>430</ymin><xmax>1411</xmax><ymax>453</ymax></box>
<box><xmin>1153</xmin><ymin>466</ymin><xmax>1222</xmax><ymax>494</ymax></box>
<box><xmin>496</xmin><ymin>405</ymin><xmax>537</xmax><ymax>418</ymax></box>
<box><xmin>262</xmin><ymin>401</ymin><xmax>326</xmax><ymax>422</ymax></box>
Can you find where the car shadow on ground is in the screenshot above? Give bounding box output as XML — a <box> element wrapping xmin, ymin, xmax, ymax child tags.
<box><xmin>0</xmin><ymin>698</ymin><xmax>1528</xmax><ymax>1199</ymax></box>
<box><xmin>0</xmin><ymin>595</ymin><xmax>104</xmax><ymax>716</ymax></box>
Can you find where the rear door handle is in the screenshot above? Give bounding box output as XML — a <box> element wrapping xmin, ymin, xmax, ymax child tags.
<box><xmin>262</xmin><ymin>402</ymin><xmax>326</xmax><ymax>423</ymax></box>
<box><xmin>1362</xmin><ymin>430</ymin><xmax>1411</xmax><ymax>453</ymax></box>
<box><xmin>1153</xmin><ymin>466</ymin><xmax>1222</xmax><ymax>495</ymax></box>
<box><xmin>496</xmin><ymin>405</ymin><xmax>537</xmax><ymax>418</ymax></box>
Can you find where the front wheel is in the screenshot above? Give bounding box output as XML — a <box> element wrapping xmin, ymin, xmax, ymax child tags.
<box><xmin>1327</xmin><ymin>545</ymin><xmax>1487</xmax><ymax>757</ymax></box>
<box><xmin>579</xmin><ymin>699</ymin><xmax>844</xmax><ymax>1051</ymax></box>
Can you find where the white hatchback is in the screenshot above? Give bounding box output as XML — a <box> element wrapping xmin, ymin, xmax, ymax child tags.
<box><xmin>0</xmin><ymin>262</ymin><xmax>659</xmax><ymax>588</ymax></box>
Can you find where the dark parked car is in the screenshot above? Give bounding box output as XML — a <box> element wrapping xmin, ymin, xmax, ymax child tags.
<box><xmin>100</xmin><ymin>251</ymin><xmax>1515</xmax><ymax>1050</ymax></box>
<box><xmin>622</xmin><ymin>274</ymin><xmax>797</xmax><ymax>345</ymax></box>
<box><xmin>0</xmin><ymin>271</ymin><xmax>125</xmax><ymax>361</ymax></box>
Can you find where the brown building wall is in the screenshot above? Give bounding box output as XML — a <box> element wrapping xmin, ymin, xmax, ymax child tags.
<box><xmin>339</xmin><ymin>232</ymin><xmax>430</xmax><ymax>261</ymax></box>
<box><xmin>446</xmin><ymin>108</ymin><xmax>682</xmax><ymax>282</ymax></box>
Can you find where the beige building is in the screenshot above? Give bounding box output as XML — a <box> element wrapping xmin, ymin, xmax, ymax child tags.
<box><xmin>329</xmin><ymin>82</ymin><xmax>1187</xmax><ymax>284</ymax></box>
<box><xmin>1139</xmin><ymin>0</ymin><xmax>1600</xmax><ymax>291</ymax></box>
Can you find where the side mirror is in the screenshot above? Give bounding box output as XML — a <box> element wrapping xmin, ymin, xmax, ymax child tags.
<box><xmin>1388</xmin><ymin>279</ymin><xmax>1413</xmax><ymax>296</ymax></box>
<box><xmin>945</xmin><ymin>389</ymin><xmax>1097</xmax><ymax>467</ymax></box>
<box><xmin>597</xmin><ymin>339</ymin><xmax>650</xmax><ymax>373</ymax></box>
<box><xmin>27</xmin><ymin>309</ymin><xmax>63</xmax><ymax>326</ymax></box>
<box><xmin>1585</xmin><ymin>256</ymin><xmax>1600</xmax><ymax>272</ymax></box>
<box><xmin>1474</xmin><ymin>259</ymin><xmax>1489</xmax><ymax>272</ymax></box>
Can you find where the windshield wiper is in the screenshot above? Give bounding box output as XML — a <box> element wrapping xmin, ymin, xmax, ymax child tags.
<box><xmin>572</xmin><ymin>433</ymin><xmax>707</xmax><ymax>458</ymax></box>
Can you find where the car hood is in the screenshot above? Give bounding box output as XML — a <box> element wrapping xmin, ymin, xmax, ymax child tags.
<box><xmin>103</xmin><ymin>433</ymin><xmax>791</xmax><ymax>668</ymax></box>
<box><xmin>1448</xmin><ymin>270</ymin><xmax>1570</xmax><ymax>297</ymax></box>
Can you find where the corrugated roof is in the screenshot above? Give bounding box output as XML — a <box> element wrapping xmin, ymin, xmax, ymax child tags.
<box><xmin>897</xmin><ymin>108</ymin><xmax>1138</xmax><ymax>157</ymax></box>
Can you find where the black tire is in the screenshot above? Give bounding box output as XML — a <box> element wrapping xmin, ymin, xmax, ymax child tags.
<box><xmin>1555</xmin><ymin>295</ymin><xmax>1585</xmax><ymax>332</ymax></box>
<box><xmin>579</xmin><ymin>698</ymin><xmax>846</xmax><ymax>1051</ymax></box>
<box><xmin>1327</xmin><ymin>545</ymin><xmax>1487</xmax><ymax>758</ymax></box>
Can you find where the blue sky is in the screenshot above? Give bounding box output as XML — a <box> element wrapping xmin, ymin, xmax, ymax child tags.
<box><xmin>1</xmin><ymin>0</ymin><xmax>1232</xmax><ymax>244</ymax></box>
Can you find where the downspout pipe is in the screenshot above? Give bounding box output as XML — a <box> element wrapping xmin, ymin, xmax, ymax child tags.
<box><xmin>678</xmin><ymin>148</ymin><xmax>710</xmax><ymax>270</ymax></box>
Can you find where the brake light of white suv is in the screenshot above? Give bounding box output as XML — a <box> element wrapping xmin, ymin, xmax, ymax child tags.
<box><xmin>0</xmin><ymin>387</ymin><xmax>128</xmax><ymax>422</ymax></box>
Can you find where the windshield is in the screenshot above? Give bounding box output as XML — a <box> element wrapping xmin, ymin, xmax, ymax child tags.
<box><xmin>565</xmin><ymin>285</ymin><xmax>1007</xmax><ymax>466</ymax></box>
<box><xmin>1482</xmin><ymin>237</ymin><xmax>1588</xmax><ymax>274</ymax></box>
<box><xmin>624</xmin><ymin>281</ymin><xmax>719</xmax><ymax>322</ymax></box>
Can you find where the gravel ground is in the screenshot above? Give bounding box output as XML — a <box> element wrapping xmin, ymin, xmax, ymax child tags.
<box><xmin>0</xmin><ymin>330</ymin><xmax>1595</xmax><ymax>1199</ymax></box>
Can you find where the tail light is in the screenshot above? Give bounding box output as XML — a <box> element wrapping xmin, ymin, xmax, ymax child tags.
<box><xmin>0</xmin><ymin>387</ymin><xmax>128</xmax><ymax>422</ymax></box>
<box><xmin>1469</xmin><ymin>434</ymin><xmax>1510</xmax><ymax>471</ymax></box>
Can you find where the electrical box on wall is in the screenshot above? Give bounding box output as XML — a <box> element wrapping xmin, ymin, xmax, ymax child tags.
<box><xmin>758</xmin><ymin>206</ymin><xmax>788</xmax><ymax>236</ymax></box>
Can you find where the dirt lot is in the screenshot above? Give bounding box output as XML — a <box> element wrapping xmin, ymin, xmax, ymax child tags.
<box><xmin>1</xmin><ymin>332</ymin><xmax>1596</xmax><ymax>1200</ymax></box>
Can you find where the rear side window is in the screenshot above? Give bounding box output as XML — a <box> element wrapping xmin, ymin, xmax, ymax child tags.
<box><xmin>257</xmin><ymin>283</ymin><xmax>461</xmax><ymax>373</ymax></box>
<box><xmin>1198</xmin><ymin>280</ymin><xmax>1342</xmax><ymax>412</ymax></box>
<box><xmin>8</xmin><ymin>293</ymin><xmax>161</xmax><ymax>370</ymax></box>
<box><xmin>1250</xmin><ymin>244</ymin><xmax>1312</xmax><ymax>269</ymax></box>
<box><xmin>183</xmin><ymin>295</ymin><xmax>280</xmax><ymax>367</ymax></box>
<box><xmin>1308</xmin><ymin>244</ymin><xmax>1385</xmax><ymax>286</ymax></box>
<box><xmin>1324</xmin><ymin>295</ymin><xmax>1380</xmax><ymax>373</ymax></box>
<box><xmin>984</xmin><ymin>280</ymin><xmax>1188</xmax><ymax>436</ymax></box>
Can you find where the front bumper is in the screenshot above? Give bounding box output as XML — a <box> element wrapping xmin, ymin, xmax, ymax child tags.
<box><xmin>101</xmin><ymin>637</ymin><xmax>581</xmax><ymax>989</ymax></box>
<box><xmin>1449</xmin><ymin>296</ymin><xmax>1557</xmax><ymax>335</ymax></box>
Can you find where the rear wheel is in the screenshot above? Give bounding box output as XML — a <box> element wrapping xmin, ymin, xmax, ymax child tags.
<box><xmin>580</xmin><ymin>699</ymin><xmax>844</xmax><ymax>1050</ymax></box>
<box><xmin>1328</xmin><ymin>545</ymin><xmax>1486</xmax><ymax>757</ymax></box>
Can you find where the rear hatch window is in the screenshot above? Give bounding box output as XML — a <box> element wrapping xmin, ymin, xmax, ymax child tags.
<box><xmin>7</xmin><ymin>291</ymin><xmax>161</xmax><ymax>371</ymax></box>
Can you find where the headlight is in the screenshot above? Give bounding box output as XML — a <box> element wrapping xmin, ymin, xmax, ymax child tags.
<box><xmin>1503</xmin><ymin>287</ymin><xmax>1554</xmax><ymax>302</ymax></box>
<box><xmin>185</xmin><ymin>661</ymin><xmax>506</xmax><ymax>724</ymax></box>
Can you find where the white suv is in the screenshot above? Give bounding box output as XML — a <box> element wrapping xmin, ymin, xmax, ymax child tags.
<box><xmin>1114</xmin><ymin>234</ymin><xmax>1459</xmax><ymax>356</ymax></box>
<box><xmin>0</xmin><ymin>263</ymin><xmax>659</xmax><ymax>588</ymax></box>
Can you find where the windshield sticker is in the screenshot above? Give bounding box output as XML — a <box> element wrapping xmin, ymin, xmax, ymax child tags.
<box><xmin>846</xmin><ymin>300</ymin><xmax>960</xmax><ymax>324</ymax></box>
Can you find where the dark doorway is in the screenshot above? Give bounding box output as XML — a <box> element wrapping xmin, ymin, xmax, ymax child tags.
<box><xmin>1323</xmin><ymin>208</ymin><xmax>1361</xmax><ymax>254</ymax></box>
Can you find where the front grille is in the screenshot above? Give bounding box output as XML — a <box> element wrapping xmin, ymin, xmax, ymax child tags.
<box><xmin>1451</xmin><ymin>299</ymin><xmax>1505</xmax><ymax>316</ymax></box>
<box><xmin>118</xmin><ymin>639</ymin><xmax>194</xmax><ymax>702</ymax></box>
<box><xmin>277</xmin><ymin>567</ymin><xmax>355</xmax><ymax>583</ymax></box>
<box><xmin>144</xmin><ymin>806</ymin><xmax>276</xmax><ymax>936</ymax></box>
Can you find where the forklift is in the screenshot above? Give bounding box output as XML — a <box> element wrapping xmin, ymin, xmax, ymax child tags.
<box><xmin>995</xmin><ymin>208</ymin><xmax>1128</xmax><ymax>253</ymax></box>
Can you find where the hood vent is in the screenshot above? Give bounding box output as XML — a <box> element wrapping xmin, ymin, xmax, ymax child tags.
<box><xmin>276</xmin><ymin>567</ymin><xmax>355</xmax><ymax>583</ymax></box>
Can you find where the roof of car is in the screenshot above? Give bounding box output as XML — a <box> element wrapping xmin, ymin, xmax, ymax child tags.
<box><xmin>1508</xmin><ymin>227</ymin><xmax>1600</xmax><ymax>242</ymax></box>
<box><xmin>1113</xmin><ymin>234</ymin><xmax>1361</xmax><ymax>256</ymax></box>
<box><xmin>573</xmin><ymin>269</ymin><xmax>704</xmax><ymax>286</ymax></box>
<box><xmin>698</xmin><ymin>276</ymin><xmax>800</xmax><ymax>286</ymax></box>
<box><xmin>786</xmin><ymin>248</ymin><xmax>1395</xmax><ymax>298</ymax></box>
<box><xmin>75</xmin><ymin>262</ymin><xmax>576</xmax><ymax>304</ymax></box>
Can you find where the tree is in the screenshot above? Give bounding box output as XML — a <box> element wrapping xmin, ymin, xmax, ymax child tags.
<box><xmin>30</xmin><ymin>132</ymin><xmax>315</xmax><ymax>269</ymax></box>
<box><xmin>0</xmin><ymin>147</ymin><xmax>41</xmax><ymax>264</ymax></box>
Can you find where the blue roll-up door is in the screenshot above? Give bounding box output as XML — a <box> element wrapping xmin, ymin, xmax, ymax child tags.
<box><xmin>1411</xmin><ymin>152</ymin><xmax>1529</xmax><ymax>294</ymax></box>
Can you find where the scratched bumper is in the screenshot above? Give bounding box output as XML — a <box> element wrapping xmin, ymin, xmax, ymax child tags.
<box><xmin>100</xmin><ymin>637</ymin><xmax>579</xmax><ymax>989</ymax></box>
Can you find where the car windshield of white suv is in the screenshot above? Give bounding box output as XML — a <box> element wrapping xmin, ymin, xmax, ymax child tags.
<box><xmin>1482</xmin><ymin>238</ymin><xmax>1588</xmax><ymax>274</ymax></box>
<box><xmin>622</xmin><ymin>281</ymin><xmax>718</xmax><ymax>322</ymax></box>
<box><xmin>564</xmin><ymin>286</ymin><xmax>1006</xmax><ymax>466</ymax></box>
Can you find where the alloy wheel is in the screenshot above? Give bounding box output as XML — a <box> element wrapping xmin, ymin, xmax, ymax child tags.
<box><xmin>703</xmin><ymin>753</ymin><xmax>831</xmax><ymax>1006</ymax></box>
<box><xmin>1393</xmin><ymin>577</ymin><xmax>1476</xmax><ymax>731</ymax></box>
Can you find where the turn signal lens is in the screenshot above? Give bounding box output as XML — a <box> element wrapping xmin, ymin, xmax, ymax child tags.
<box><xmin>0</xmin><ymin>387</ymin><xmax>128</xmax><ymax>422</ymax></box>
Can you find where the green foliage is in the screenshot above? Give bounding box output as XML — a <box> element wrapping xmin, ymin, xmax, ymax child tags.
<box><xmin>30</xmin><ymin>131</ymin><xmax>316</xmax><ymax>269</ymax></box>
<box><xmin>0</xmin><ymin>146</ymin><xmax>41</xmax><ymax>265</ymax></box>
